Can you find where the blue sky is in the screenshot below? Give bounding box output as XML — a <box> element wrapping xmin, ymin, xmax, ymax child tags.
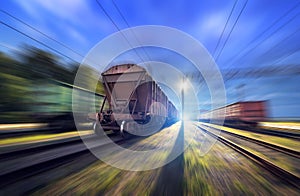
<box><xmin>1</xmin><ymin>0</ymin><xmax>300</xmax><ymax>118</ymax></box>
<box><xmin>1</xmin><ymin>0</ymin><xmax>300</xmax><ymax>68</ymax></box>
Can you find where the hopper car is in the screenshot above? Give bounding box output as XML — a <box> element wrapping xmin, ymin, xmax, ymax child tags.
<box><xmin>93</xmin><ymin>64</ymin><xmax>178</xmax><ymax>137</ymax></box>
<box><xmin>199</xmin><ymin>101</ymin><xmax>267</xmax><ymax>128</ymax></box>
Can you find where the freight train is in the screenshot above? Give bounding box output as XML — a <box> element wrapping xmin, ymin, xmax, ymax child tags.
<box><xmin>31</xmin><ymin>80</ymin><xmax>104</xmax><ymax>131</ymax></box>
<box><xmin>93</xmin><ymin>64</ymin><xmax>178</xmax><ymax>137</ymax></box>
<box><xmin>199</xmin><ymin>101</ymin><xmax>267</xmax><ymax>128</ymax></box>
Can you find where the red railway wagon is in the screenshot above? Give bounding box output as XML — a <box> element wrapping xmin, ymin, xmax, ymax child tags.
<box><xmin>93</xmin><ymin>64</ymin><xmax>178</xmax><ymax>136</ymax></box>
<box><xmin>199</xmin><ymin>101</ymin><xmax>267</xmax><ymax>123</ymax></box>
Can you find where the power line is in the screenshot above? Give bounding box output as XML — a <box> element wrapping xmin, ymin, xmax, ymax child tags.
<box><xmin>226</xmin><ymin>1</ymin><xmax>300</xmax><ymax>67</ymax></box>
<box><xmin>194</xmin><ymin>0</ymin><xmax>247</xmax><ymax>95</ymax></box>
<box><xmin>230</xmin><ymin>11</ymin><xmax>300</xmax><ymax>68</ymax></box>
<box><xmin>188</xmin><ymin>64</ymin><xmax>300</xmax><ymax>82</ymax></box>
<box><xmin>0</xmin><ymin>20</ymin><xmax>78</xmax><ymax>63</ymax></box>
<box><xmin>95</xmin><ymin>0</ymin><xmax>147</xmax><ymax>65</ymax></box>
<box><xmin>194</xmin><ymin>0</ymin><xmax>240</xmax><ymax>94</ymax></box>
<box><xmin>270</xmin><ymin>47</ymin><xmax>300</xmax><ymax>66</ymax></box>
<box><xmin>111</xmin><ymin>0</ymin><xmax>152</xmax><ymax>63</ymax></box>
<box><xmin>110</xmin><ymin>0</ymin><xmax>131</xmax><ymax>31</ymax></box>
<box><xmin>0</xmin><ymin>9</ymin><xmax>101</xmax><ymax>66</ymax></box>
<box><xmin>212</xmin><ymin>0</ymin><xmax>238</xmax><ymax>58</ymax></box>
<box><xmin>95</xmin><ymin>0</ymin><xmax>123</xmax><ymax>32</ymax></box>
<box><xmin>0</xmin><ymin>9</ymin><xmax>84</xmax><ymax>58</ymax></box>
<box><xmin>214</xmin><ymin>0</ymin><xmax>248</xmax><ymax>62</ymax></box>
<box><xmin>245</xmin><ymin>2</ymin><xmax>300</xmax><ymax>51</ymax></box>
<box><xmin>250</xmin><ymin>26</ymin><xmax>300</xmax><ymax>66</ymax></box>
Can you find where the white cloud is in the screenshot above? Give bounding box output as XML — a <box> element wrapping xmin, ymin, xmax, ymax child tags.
<box><xmin>64</xmin><ymin>26</ymin><xmax>88</xmax><ymax>45</ymax></box>
<box><xmin>13</xmin><ymin>0</ymin><xmax>40</xmax><ymax>18</ymax></box>
<box><xmin>14</xmin><ymin>0</ymin><xmax>114</xmax><ymax>34</ymax></box>
<box><xmin>197</xmin><ymin>12</ymin><xmax>226</xmax><ymax>39</ymax></box>
<box><xmin>15</xmin><ymin>0</ymin><xmax>88</xmax><ymax>25</ymax></box>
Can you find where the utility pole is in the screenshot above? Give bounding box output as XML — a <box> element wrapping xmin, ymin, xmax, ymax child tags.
<box><xmin>236</xmin><ymin>83</ymin><xmax>245</xmax><ymax>102</ymax></box>
<box><xmin>181</xmin><ymin>77</ymin><xmax>185</xmax><ymax>121</ymax></box>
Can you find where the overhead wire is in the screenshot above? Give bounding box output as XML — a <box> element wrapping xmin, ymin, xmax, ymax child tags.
<box><xmin>193</xmin><ymin>0</ymin><xmax>242</xmax><ymax>95</ymax></box>
<box><xmin>230</xmin><ymin>11</ymin><xmax>300</xmax><ymax>68</ymax></box>
<box><xmin>0</xmin><ymin>20</ymin><xmax>78</xmax><ymax>63</ymax></box>
<box><xmin>0</xmin><ymin>9</ymin><xmax>101</xmax><ymax>66</ymax></box>
<box><xmin>95</xmin><ymin>0</ymin><xmax>148</xmax><ymax>65</ymax></box>
<box><xmin>226</xmin><ymin>1</ymin><xmax>300</xmax><ymax>67</ymax></box>
<box><xmin>212</xmin><ymin>0</ymin><xmax>238</xmax><ymax>58</ymax></box>
<box><xmin>250</xmin><ymin>26</ymin><xmax>300</xmax><ymax>66</ymax></box>
<box><xmin>0</xmin><ymin>9</ymin><xmax>84</xmax><ymax>58</ymax></box>
<box><xmin>111</xmin><ymin>0</ymin><xmax>153</xmax><ymax>63</ymax></box>
<box><xmin>214</xmin><ymin>0</ymin><xmax>248</xmax><ymax>62</ymax></box>
<box><xmin>270</xmin><ymin>46</ymin><xmax>300</xmax><ymax>66</ymax></box>
<box><xmin>195</xmin><ymin>0</ymin><xmax>248</xmax><ymax>94</ymax></box>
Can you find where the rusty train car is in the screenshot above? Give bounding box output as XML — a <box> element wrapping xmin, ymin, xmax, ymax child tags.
<box><xmin>199</xmin><ymin>101</ymin><xmax>267</xmax><ymax>127</ymax></box>
<box><xmin>93</xmin><ymin>64</ymin><xmax>178</xmax><ymax>137</ymax></box>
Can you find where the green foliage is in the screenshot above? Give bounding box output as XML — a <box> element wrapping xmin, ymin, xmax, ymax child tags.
<box><xmin>0</xmin><ymin>45</ymin><xmax>103</xmax><ymax>123</ymax></box>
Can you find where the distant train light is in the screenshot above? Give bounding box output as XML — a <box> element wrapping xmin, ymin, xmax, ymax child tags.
<box><xmin>180</xmin><ymin>78</ymin><xmax>192</xmax><ymax>121</ymax></box>
<box><xmin>179</xmin><ymin>78</ymin><xmax>190</xmax><ymax>90</ymax></box>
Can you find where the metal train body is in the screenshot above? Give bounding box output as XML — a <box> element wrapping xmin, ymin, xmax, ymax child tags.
<box><xmin>95</xmin><ymin>64</ymin><xmax>178</xmax><ymax>135</ymax></box>
<box><xmin>199</xmin><ymin>101</ymin><xmax>267</xmax><ymax>127</ymax></box>
<box><xmin>31</xmin><ymin>80</ymin><xmax>104</xmax><ymax>131</ymax></box>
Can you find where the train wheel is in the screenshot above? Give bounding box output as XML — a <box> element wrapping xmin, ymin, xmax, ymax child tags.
<box><xmin>120</xmin><ymin>121</ymin><xmax>126</xmax><ymax>138</ymax></box>
<box><xmin>120</xmin><ymin>121</ymin><xmax>131</xmax><ymax>139</ymax></box>
<box><xmin>93</xmin><ymin>122</ymin><xmax>103</xmax><ymax>136</ymax></box>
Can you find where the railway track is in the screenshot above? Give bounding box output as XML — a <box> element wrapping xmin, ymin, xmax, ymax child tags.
<box><xmin>0</xmin><ymin>123</ymin><xmax>94</xmax><ymax>139</ymax></box>
<box><xmin>0</xmin><ymin>133</ymin><xmax>127</xmax><ymax>188</ymax></box>
<box><xmin>223</xmin><ymin>123</ymin><xmax>300</xmax><ymax>139</ymax></box>
<box><xmin>0</xmin><ymin>134</ymin><xmax>87</xmax><ymax>159</ymax></box>
<box><xmin>195</xmin><ymin>123</ymin><xmax>300</xmax><ymax>190</ymax></box>
<box><xmin>255</xmin><ymin>127</ymin><xmax>300</xmax><ymax>139</ymax></box>
<box><xmin>200</xmin><ymin>123</ymin><xmax>300</xmax><ymax>159</ymax></box>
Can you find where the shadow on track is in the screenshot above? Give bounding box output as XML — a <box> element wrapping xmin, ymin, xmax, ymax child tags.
<box><xmin>151</xmin><ymin>122</ymin><xmax>185</xmax><ymax>195</ymax></box>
